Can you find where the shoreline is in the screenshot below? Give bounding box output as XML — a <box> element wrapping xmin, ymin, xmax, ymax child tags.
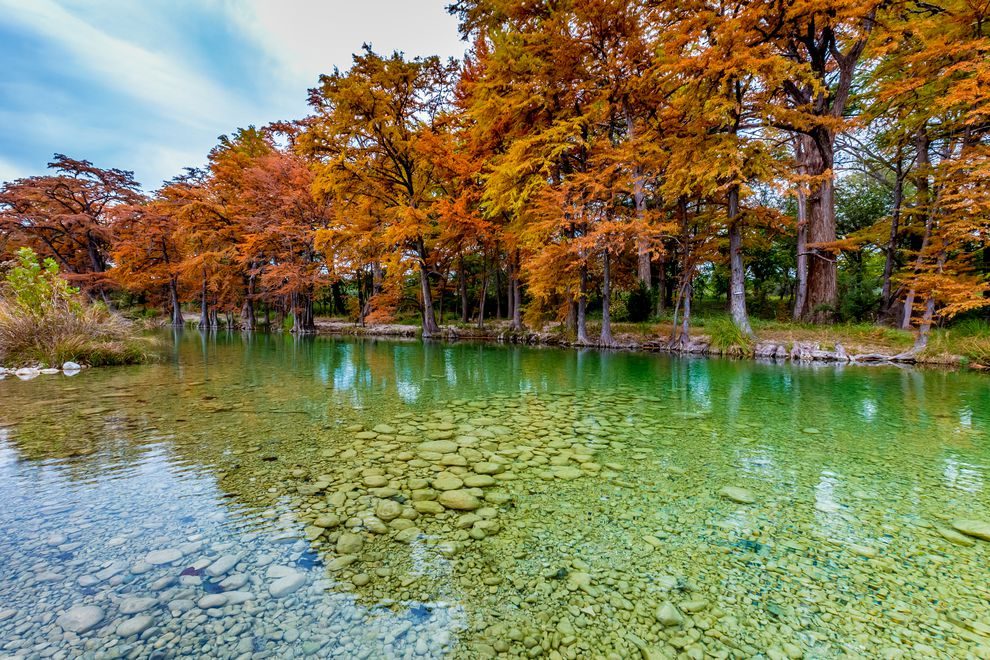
<box><xmin>5</xmin><ymin>321</ymin><xmax>970</xmax><ymax>376</ymax></box>
<box><xmin>313</xmin><ymin>320</ymin><xmax>974</xmax><ymax>371</ymax></box>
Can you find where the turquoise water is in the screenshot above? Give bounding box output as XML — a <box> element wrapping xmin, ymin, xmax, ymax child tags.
<box><xmin>1</xmin><ymin>331</ymin><xmax>989</xmax><ymax>658</ymax></box>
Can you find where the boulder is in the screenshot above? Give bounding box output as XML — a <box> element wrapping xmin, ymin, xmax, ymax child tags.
<box><xmin>719</xmin><ymin>486</ymin><xmax>755</xmax><ymax>504</ymax></box>
<box><xmin>951</xmin><ymin>519</ymin><xmax>990</xmax><ymax>542</ymax></box>
<box><xmin>438</xmin><ymin>490</ymin><xmax>482</xmax><ymax>511</ymax></box>
<box><xmin>56</xmin><ymin>605</ymin><xmax>105</xmax><ymax>633</ymax></box>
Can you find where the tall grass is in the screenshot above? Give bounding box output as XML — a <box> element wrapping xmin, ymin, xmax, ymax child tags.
<box><xmin>704</xmin><ymin>317</ymin><xmax>755</xmax><ymax>355</ymax></box>
<box><xmin>0</xmin><ymin>248</ymin><xmax>156</xmax><ymax>368</ymax></box>
<box><xmin>0</xmin><ymin>297</ymin><xmax>154</xmax><ymax>367</ymax></box>
<box><xmin>923</xmin><ymin>319</ymin><xmax>990</xmax><ymax>366</ymax></box>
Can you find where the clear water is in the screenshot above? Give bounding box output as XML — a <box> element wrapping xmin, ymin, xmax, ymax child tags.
<box><xmin>1</xmin><ymin>331</ymin><xmax>989</xmax><ymax>659</ymax></box>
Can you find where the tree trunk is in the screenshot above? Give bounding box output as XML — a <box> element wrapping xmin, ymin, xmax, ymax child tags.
<box><xmin>86</xmin><ymin>235</ymin><xmax>111</xmax><ymax>307</ymax></box>
<box><xmin>507</xmin><ymin>258</ymin><xmax>515</xmax><ymax>323</ymax></box>
<box><xmin>656</xmin><ymin>249</ymin><xmax>667</xmax><ymax>315</ymax></box>
<box><xmin>419</xmin><ymin>260</ymin><xmax>440</xmax><ymax>338</ymax></box>
<box><xmin>302</xmin><ymin>292</ymin><xmax>316</xmax><ymax>333</ymax></box>
<box><xmin>881</xmin><ymin>155</ymin><xmax>904</xmax><ymax>315</ymax></box>
<box><xmin>801</xmin><ymin>130</ymin><xmax>838</xmax><ymax>322</ymax></box>
<box><xmin>680</xmin><ymin>278</ymin><xmax>692</xmax><ymax>348</ymax></box>
<box><xmin>459</xmin><ymin>253</ymin><xmax>469</xmax><ymax>323</ymax></box>
<box><xmin>198</xmin><ymin>275</ymin><xmax>209</xmax><ymax>329</ymax></box>
<box><xmin>512</xmin><ymin>269</ymin><xmax>523</xmax><ymax>331</ymax></box>
<box><xmin>289</xmin><ymin>292</ymin><xmax>298</xmax><ymax>332</ymax></box>
<box><xmin>600</xmin><ymin>249</ymin><xmax>615</xmax><ymax>346</ymax></box>
<box><xmin>915</xmin><ymin>247</ymin><xmax>945</xmax><ymax>350</ymax></box>
<box><xmin>671</xmin><ymin>198</ymin><xmax>691</xmax><ymax>342</ymax></box>
<box><xmin>793</xmin><ymin>139</ymin><xmax>809</xmax><ymax>321</ymax></box>
<box><xmin>241</xmin><ymin>298</ymin><xmax>255</xmax><ymax>331</ymax></box>
<box><xmin>636</xmin><ymin>240</ymin><xmax>651</xmax><ymax>288</ymax></box>
<box><xmin>357</xmin><ymin>266</ymin><xmax>367</xmax><ymax>326</ymax></box>
<box><xmin>915</xmin><ymin>296</ymin><xmax>936</xmax><ymax>350</ymax></box>
<box><xmin>330</xmin><ymin>281</ymin><xmax>345</xmax><ymax>316</ymax></box>
<box><xmin>903</xmin><ymin>129</ymin><xmax>932</xmax><ymax>329</ymax></box>
<box><xmin>437</xmin><ymin>265</ymin><xmax>449</xmax><ymax>325</ymax></box>
<box><xmin>477</xmin><ymin>250</ymin><xmax>489</xmax><ymax>330</ymax></box>
<box><xmin>169</xmin><ymin>278</ymin><xmax>183</xmax><ymax>326</ymax></box>
<box><xmin>626</xmin><ymin>112</ymin><xmax>651</xmax><ymax>287</ymax></box>
<box><xmin>494</xmin><ymin>245</ymin><xmax>502</xmax><ymax>319</ymax></box>
<box><xmin>576</xmin><ymin>263</ymin><xmax>590</xmax><ymax>345</ymax></box>
<box><xmin>727</xmin><ymin>185</ymin><xmax>753</xmax><ymax>337</ymax></box>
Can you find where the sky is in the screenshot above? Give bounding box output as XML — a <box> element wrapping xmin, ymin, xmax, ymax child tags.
<box><xmin>0</xmin><ymin>0</ymin><xmax>466</xmax><ymax>191</ymax></box>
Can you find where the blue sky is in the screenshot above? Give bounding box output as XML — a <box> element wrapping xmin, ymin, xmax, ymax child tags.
<box><xmin>0</xmin><ymin>0</ymin><xmax>466</xmax><ymax>190</ymax></box>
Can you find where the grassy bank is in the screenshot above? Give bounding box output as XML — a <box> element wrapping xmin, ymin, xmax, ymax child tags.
<box><xmin>0</xmin><ymin>249</ymin><xmax>156</xmax><ymax>369</ymax></box>
<box><xmin>314</xmin><ymin>312</ymin><xmax>990</xmax><ymax>369</ymax></box>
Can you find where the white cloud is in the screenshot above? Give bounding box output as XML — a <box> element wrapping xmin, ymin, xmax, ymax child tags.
<box><xmin>0</xmin><ymin>0</ymin><xmax>243</xmax><ymax>130</ymax></box>
<box><xmin>128</xmin><ymin>143</ymin><xmax>209</xmax><ymax>189</ymax></box>
<box><xmin>0</xmin><ymin>156</ymin><xmax>26</xmax><ymax>183</ymax></box>
<box><xmin>228</xmin><ymin>0</ymin><xmax>467</xmax><ymax>91</ymax></box>
<box><xmin>0</xmin><ymin>0</ymin><xmax>468</xmax><ymax>188</ymax></box>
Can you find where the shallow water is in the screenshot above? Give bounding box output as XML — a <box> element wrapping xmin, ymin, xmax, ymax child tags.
<box><xmin>1</xmin><ymin>331</ymin><xmax>990</xmax><ymax>659</ymax></box>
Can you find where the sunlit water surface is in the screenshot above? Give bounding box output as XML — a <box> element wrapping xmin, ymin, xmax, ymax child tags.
<box><xmin>1</xmin><ymin>331</ymin><xmax>989</xmax><ymax>659</ymax></box>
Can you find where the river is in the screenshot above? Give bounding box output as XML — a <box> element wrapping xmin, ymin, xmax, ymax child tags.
<box><xmin>1</xmin><ymin>330</ymin><xmax>988</xmax><ymax>658</ymax></box>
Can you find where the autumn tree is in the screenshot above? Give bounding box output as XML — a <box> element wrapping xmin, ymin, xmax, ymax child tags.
<box><xmin>301</xmin><ymin>47</ymin><xmax>459</xmax><ymax>337</ymax></box>
<box><xmin>0</xmin><ymin>154</ymin><xmax>143</xmax><ymax>303</ymax></box>
<box><xmin>236</xmin><ymin>148</ymin><xmax>331</xmax><ymax>332</ymax></box>
<box><xmin>758</xmin><ymin>0</ymin><xmax>882</xmax><ymax>321</ymax></box>
<box><xmin>111</xmin><ymin>191</ymin><xmax>185</xmax><ymax>326</ymax></box>
<box><xmin>865</xmin><ymin>0</ymin><xmax>990</xmax><ymax>345</ymax></box>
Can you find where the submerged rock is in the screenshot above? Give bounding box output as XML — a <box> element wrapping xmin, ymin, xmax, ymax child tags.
<box><xmin>937</xmin><ymin>526</ymin><xmax>976</xmax><ymax>547</ymax></box>
<box><xmin>395</xmin><ymin>527</ymin><xmax>422</xmax><ymax>543</ymax></box>
<box><xmin>145</xmin><ymin>548</ymin><xmax>183</xmax><ymax>565</ymax></box>
<box><xmin>656</xmin><ymin>602</ymin><xmax>684</xmax><ymax>627</ymax></box>
<box><xmin>432</xmin><ymin>475</ymin><xmax>464</xmax><ymax>491</ymax></box>
<box><xmin>419</xmin><ymin>440</ymin><xmax>458</xmax><ymax>454</ymax></box>
<box><xmin>116</xmin><ymin>615</ymin><xmax>154</xmax><ymax>637</ymax></box>
<box><xmin>719</xmin><ymin>486</ymin><xmax>756</xmax><ymax>504</ymax></box>
<box><xmin>205</xmin><ymin>554</ymin><xmax>239</xmax><ymax>577</ymax></box>
<box><xmin>269</xmin><ymin>571</ymin><xmax>306</xmax><ymax>598</ymax></box>
<box><xmin>119</xmin><ymin>597</ymin><xmax>157</xmax><ymax>614</ymax></box>
<box><xmin>337</xmin><ymin>532</ymin><xmax>364</xmax><ymax>555</ymax></box>
<box><xmin>56</xmin><ymin>605</ymin><xmax>105</xmax><ymax>633</ymax></box>
<box><xmin>951</xmin><ymin>519</ymin><xmax>990</xmax><ymax>542</ymax></box>
<box><xmin>313</xmin><ymin>513</ymin><xmax>341</xmax><ymax>528</ymax></box>
<box><xmin>438</xmin><ymin>490</ymin><xmax>481</xmax><ymax>511</ymax></box>
<box><xmin>375</xmin><ymin>499</ymin><xmax>403</xmax><ymax>521</ymax></box>
<box><xmin>197</xmin><ymin>594</ymin><xmax>227</xmax><ymax>609</ymax></box>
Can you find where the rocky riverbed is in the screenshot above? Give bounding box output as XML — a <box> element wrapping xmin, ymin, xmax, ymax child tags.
<box><xmin>2</xmin><ymin>333</ymin><xmax>990</xmax><ymax>658</ymax></box>
<box><xmin>3</xmin><ymin>386</ymin><xmax>990</xmax><ymax>658</ymax></box>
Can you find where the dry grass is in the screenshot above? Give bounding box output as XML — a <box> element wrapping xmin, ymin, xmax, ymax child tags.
<box><xmin>0</xmin><ymin>294</ymin><xmax>157</xmax><ymax>368</ymax></box>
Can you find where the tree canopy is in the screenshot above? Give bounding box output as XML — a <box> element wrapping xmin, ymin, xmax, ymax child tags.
<box><xmin>1</xmin><ymin>0</ymin><xmax>988</xmax><ymax>345</ymax></box>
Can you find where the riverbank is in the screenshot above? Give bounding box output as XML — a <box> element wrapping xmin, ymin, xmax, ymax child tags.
<box><xmin>314</xmin><ymin>318</ymin><xmax>985</xmax><ymax>370</ymax></box>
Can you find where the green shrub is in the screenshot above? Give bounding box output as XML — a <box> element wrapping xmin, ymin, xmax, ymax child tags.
<box><xmin>0</xmin><ymin>248</ymin><xmax>156</xmax><ymax>367</ymax></box>
<box><xmin>625</xmin><ymin>282</ymin><xmax>654</xmax><ymax>323</ymax></box>
<box><xmin>4</xmin><ymin>248</ymin><xmax>81</xmax><ymax>315</ymax></box>
<box><xmin>608</xmin><ymin>292</ymin><xmax>629</xmax><ymax>323</ymax></box>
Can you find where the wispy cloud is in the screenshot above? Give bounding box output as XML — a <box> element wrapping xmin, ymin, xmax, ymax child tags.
<box><xmin>0</xmin><ymin>156</ymin><xmax>25</xmax><ymax>182</ymax></box>
<box><xmin>0</xmin><ymin>0</ymin><xmax>466</xmax><ymax>189</ymax></box>
<box><xmin>228</xmin><ymin>0</ymin><xmax>467</xmax><ymax>89</ymax></box>
<box><xmin>0</xmin><ymin>0</ymin><xmax>241</xmax><ymax>130</ymax></box>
